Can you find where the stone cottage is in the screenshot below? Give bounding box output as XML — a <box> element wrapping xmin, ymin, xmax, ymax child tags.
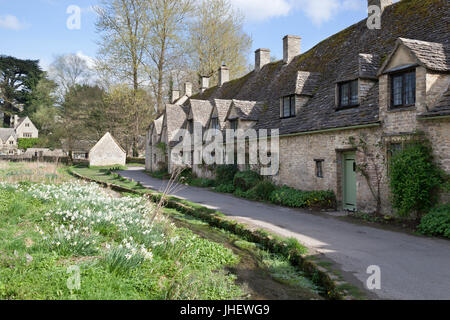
<box><xmin>146</xmin><ymin>0</ymin><xmax>450</xmax><ymax>214</ymax></box>
<box><xmin>89</xmin><ymin>132</ymin><xmax>127</xmax><ymax>167</ymax></box>
<box><xmin>0</xmin><ymin>115</ymin><xmax>39</xmax><ymax>155</ymax></box>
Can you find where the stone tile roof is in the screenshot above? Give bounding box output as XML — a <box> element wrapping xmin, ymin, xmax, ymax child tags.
<box><xmin>154</xmin><ymin>115</ymin><xmax>164</xmax><ymax>135</ymax></box>
<box><xmin>397</xmin><ymin>38</ymin><xmax>450</xmax><ymax>72</ymax></box>
<box><xmin>189</xmin><ymin>100</ymin><xmax>214</xmax><ymax>128</ymax></box>
<box><xmin>190</xmin><ymin>0</ymin><xmax>449</xmax><ymax>135</ymax></box>
<box><xmin>0</xmin><ymin>128</ymin><xmax>16</xmax><ymax>142</ymax></box>
<box><xmin>166</xmin><ymin>104</ymin><xmax>187</xmax><ymax>143</ymax></box>
<box><xmin>214</xmin><ymin>99</ymin><xmax>233</xmax><ymax>128</ymax></box>
<box><xmin>280</xmin><ymin>71</ymin><xmax>322</xmax><ymax>97</ymax></box>
<box><xmin>231</xmin><ymin>100</ymin><xmax>264</xmax><ymax>121</ymax></box>
<box><xmin>420</xmin><ymin>87</ymin><xmax>450</xmax><ymax>118</ymax></box>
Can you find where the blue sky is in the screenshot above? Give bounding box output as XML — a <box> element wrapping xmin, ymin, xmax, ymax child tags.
<box><xmin>0</xmin><ymin>0</ymin><xmax>398</xmax><ymax>71</ymax></box>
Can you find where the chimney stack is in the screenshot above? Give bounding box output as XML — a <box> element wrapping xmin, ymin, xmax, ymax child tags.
<box><xmin>367</xmin><ymin>0</ymin><xmax>392</xmax><ymax>13</ymax></box>
<box><xmin>255</xmin><ymin>49</ymin><xmax>271</xmax><ymax>72</ymax></box>
<box><xmin>200</xmin><ymin>76</ymin><xmax>210</xmax><ymax>93</ymax></box>
<box><xmin>184</xmin><ymin>82</ymin><xmax>192</xmax><ymax>97</ymax></box>
<box><xmin>171</xmin><ymin>89</ymin><xmax>180</xmax><ymax>104</ymax></box>
<box><xmin>283</xmin><ymin>35</ymin><xmax>301</xmax><ymax>64</ymax></box>
<box><xmin>218</xmin><ymin>64</ymin><xmax>229</xmax><ymax>87</ymax></box>
<box><xmin>12</xmin><ymin>115</ymin><xmax>19</xmax><ymax>128</ymax></box>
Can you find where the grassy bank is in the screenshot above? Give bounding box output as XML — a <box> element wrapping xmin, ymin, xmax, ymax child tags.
<box><xmin>0</xmin><ymin>162</ymin><xmax>248</xmax><ymax>300</ymax></box>
<box><xmin>70</xmin><ymin>165</ymin><xmax>349</xmax><ymax>300</ymax></box>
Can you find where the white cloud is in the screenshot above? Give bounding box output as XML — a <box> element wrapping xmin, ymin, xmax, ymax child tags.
<box><xmin>230</xmin><ymin>0</ymin><xmax>365</xmax><ymax>25</ymax></box>
<box><xmin>0</xmin><ymin>15</ymin><xmax>28</xmax><ymax>30</ymax></box>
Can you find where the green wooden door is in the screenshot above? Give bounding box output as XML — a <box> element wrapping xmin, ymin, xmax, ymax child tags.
<box><xmin>343</xmin><ymin>153</ymin><xmax>357</xmax><ymax>211</ymax></box>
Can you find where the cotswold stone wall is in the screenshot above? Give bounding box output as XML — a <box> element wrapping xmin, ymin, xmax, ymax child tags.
<box><xmin>272</xmin><ymin>126</ymin><xmax>391</xmax><ymax>214</ymax></box>
<box><xmin>420</xmin><ymin>118</ymin><xmax>450</xmax><ymax>203</ymax></box>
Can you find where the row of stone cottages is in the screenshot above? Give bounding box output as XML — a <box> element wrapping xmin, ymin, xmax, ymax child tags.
<box><xmin>145</xmin><ymin>0</ymin><xmax>450</xmax><ymax>214</ymax></box>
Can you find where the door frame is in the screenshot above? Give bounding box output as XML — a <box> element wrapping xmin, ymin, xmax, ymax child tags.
<box><xmin>342</xmin><ymin>151</ymin><xmax>357</xmax><ymax>211</ymax></box>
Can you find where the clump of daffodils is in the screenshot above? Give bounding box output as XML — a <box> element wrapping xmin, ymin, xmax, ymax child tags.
<box><xmin>18</xmin><ymin>182</ymin><xmax>172</xmax><ymax>266</ymax></box>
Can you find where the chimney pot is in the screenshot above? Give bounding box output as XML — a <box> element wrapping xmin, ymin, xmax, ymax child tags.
<box><xmin>171</xmin><ymin>89</ymin><xmax>180</xmax><ymax>104</ymax></box>
<box><xmin>255</xmin><ymin>49</ymin><xmax>271</xmax><ymax>72</ymax></box>
<box><xmin>218</xmin><ymin>65</ymin><xmax>230</xmax><ymax>87</ymax></box>
<box><xmin>283</xmin><ymin>35</ymin><xmax>301</xmax><ymax>64</ymax></box>
<box><xmin>184</xmin><ymin>82</ymin><xmax>192</xmax><ymax>97</ymax></box>
<box><xmin>200</xmin><ymin>76</ymin><xmax>210</xmax><ymax>93</ymax></box>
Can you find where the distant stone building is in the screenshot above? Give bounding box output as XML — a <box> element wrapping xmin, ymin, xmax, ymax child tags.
<box><xmin>146</xmin><ymin>0</ymin><xmax>450</xmax><ymax>214</ymax></box>
<box><xmin>89</xmin><ymin>132</ymin><xmax>126</xmax><ymax>167</ymax></box>
<box><xmin>0</xmin><ymin>116</ymin><xmax>39</xmax><ymax>155</ymax></box>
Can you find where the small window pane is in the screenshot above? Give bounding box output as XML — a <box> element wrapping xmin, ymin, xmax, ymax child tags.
<box><xmin>283</xmin><ymin>97</ymin><xmax>290</xmax><ymax>117</ymax></box>
<box><xmin>392</xmin><ymin>75</ymin><xmax>403</xmax><ymax>106</ymax></box>
<box><xmin>404</xmin><ymin>72</ymin><xmax>415</xmax><ymax>105</ymax></box>
<box><xmin>290</xmin><ymin>96</ymin><xmax>296</xmax><ymax>116</ymax></box>
<box><xmin>350</xmin><ymin>80</ymin><xmax>358</xmax><ymax>105</ymax></box>
<box><xmin>340</xmin><ymin>83</ymin><xmax>349</xmax><ymax>106</ymax></box>
<box><xmin>211</xmin><ymin>118</ymin><xmax>219</xmax><ymax>130</ymax></box>
<box><xmin>315</xmin><ymin>160</ymin><xmax>324</xmax><ymax>178</ymax></box>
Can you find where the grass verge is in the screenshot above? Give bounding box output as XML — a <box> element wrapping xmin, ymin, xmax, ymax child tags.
<box><xmin>69</xmin><ymin>166</ymin><xmax>348</xmax><ymax>300</ymax></box>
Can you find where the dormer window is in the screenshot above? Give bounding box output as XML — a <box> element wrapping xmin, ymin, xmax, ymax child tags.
<box><xmin>211</xmin><ymin>117</ymin><xmax>219</xmax><ymax>130</ymax></box>
<box><xmin>338</xmin><ymin>80</ymin><xmax>358</xmax><ymax>109</ymax></box>
<box><xmin>281</xmin><ymin>95</ymin><xmax>295</xmax><ymax>118</ymax></box>
<box><xmin>391</xmin><ymin>69</ymin><xmax>415</xmax><ymax>108</ymax></box>
<box><xmin>230</xmin><ymin>119</ymin><xmax>238</xmax><ymax>131</ymax></box>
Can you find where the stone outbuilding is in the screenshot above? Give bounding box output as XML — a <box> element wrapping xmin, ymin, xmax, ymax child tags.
<box><xmin>89</xmin><ymin>132</ymin><xmax>126</xmax><ymax>167</ymax></box>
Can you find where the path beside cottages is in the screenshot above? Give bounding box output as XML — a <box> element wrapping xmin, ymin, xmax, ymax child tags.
<box><xmin>118</xmin><ymin>167</ymin><xmax>450</xmax><ymax>300</ymax></box>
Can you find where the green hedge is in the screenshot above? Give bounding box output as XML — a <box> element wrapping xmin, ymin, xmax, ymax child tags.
<box><xmin>233</xmin><ymin>170</ymin><xmax>262</xmax><ymax>191</ymax></box>
<box><xmin>190</xmin><ymin>178</ymin><xmax>216</xmax><ymax>188</ymax></box>
<box><xmin>215</xmin><ymin>165</ymin><xmax>238</xmax><ymax>184</ymax></box>
<box><xmin>215</xmin><ymin>184</ymin><xmax>235</xmax><ymax>194</ymax></box>
<box><xmin>389</xmin><ymin>143</ymin><xmax>441</xmax><ymax>217</ymax></box>
<box><xmin>270</xmin><ymin>186</ymin><xmax>336</xmax><ymax>209</ymax></box>
<box><xmin>418</xmin><ymin>205</ymin><xmax>450</xmax><ymax>238</ymax></box>
<box><xmin>18</xmin><ymin>138</ymin><xmax>40</xmax><ymax>150</ymax></box>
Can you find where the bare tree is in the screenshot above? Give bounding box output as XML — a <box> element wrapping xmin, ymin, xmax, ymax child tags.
<box><xmin>144</xmin><ymin>0</ymin><xmax>193</xmax><ymax>113</ymax></box>
<box><xmin>187</xmin><ymin>0</ymin><xmax>252</xmax><ymax>83</ymax></box>
<box><xmin>49</xmin><ymin>54</ymin><xmax>92</xmax><ymax>100</ymax></box>
<box><xmin>95</xmin><ymin>0</ymin><xmax>151</xmax><ymax>93</ymax></box>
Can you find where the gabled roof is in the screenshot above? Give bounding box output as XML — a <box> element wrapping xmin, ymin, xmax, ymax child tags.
<box><xmin>189</xmin><ymin>100</ymin><xmax>213</xmax><ymax>128</ymax></box>
<box><xmin>0</xmin><ymin>128</ymin><xmax>16</xmax><ymax>143</ymax></box>
<box><xmin>89</xmin><ymin>132</ymin><xmax>126</xmax><ymax>155</ymax></box>
<box><xmin>214</xmin><ymin>99</ymin><xmax>233</xmax><ymax>128</ymax></box>
<box><xmin>153</xmin><ymin>114</ymin><xmax>164</xmax><ymax>135</ymax></box>
<box><xmin>379</xmin><ymin>38</ymin><xmax>450</xmax><ymax>75</ymax></box>
<box><xmin>280</xmin><ymin>71</ymin><xmax>322</xmax><ymax>97</ymax></box>
<box><xmin>166</xmin><ymin>104</ymin><xmax>188</xmax><ymax>143</ymax></box>
<box><xmin>228</xmin><ymin>100</ymin><xmax>264</xmax><ymax>121</ymax></box>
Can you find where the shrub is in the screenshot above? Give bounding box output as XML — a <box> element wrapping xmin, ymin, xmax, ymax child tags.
<box><xmin>389</xmin><ymin>142</ymin><xmax>441</xmax><ymax>218</ymax></box>
<box><xmin>190</xmin><ymin>178</ymin><xmax>216</xmax><ymax>188</ymax></box>
<box><xmin>418</xmin><ymin>205</ymin><xmax>450</xmax><ymax>238</ymax></box>
<box><xmin>251</xmin><ymin>180</ymin><xmax>276</xmax><ymax>201</ymax></box>
<box><xmin>269</xmin><ymin>186</ymin><xmax>336</xmax><ymax>209</ymax></box>
<box><xmin>234</xmin><ymin>188</ymin><xmax>258</xmax><ymax>200</ymax></box>
<box><xmin>233</xmin><ymin>170</ymin><xmax>261</xmax><ymax>191</ymax></box>
<box><xmin>178</xmin><ymin>168</ymin><xmax>193</xmax><ymax>184</ymax></box>
<box><xmin>215</xmin><ymin>184</ymin><xmax>235</xmax><ymax>194</ymax></box>
<box><xmin>215</xmin><ymin>165</ymin><xmax>238</xmax><ymax>184</ymax></box>
<box><xmin>18</xmin><ymin>138</ymin><xmax>40</xmax><ymax>150</ymax></box>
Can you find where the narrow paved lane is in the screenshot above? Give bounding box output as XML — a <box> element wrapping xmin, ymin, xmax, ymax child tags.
<box><xmin>118</xmin><ymin>167</ymin><xmax>450</xmax><ymax>300</ymax></box>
